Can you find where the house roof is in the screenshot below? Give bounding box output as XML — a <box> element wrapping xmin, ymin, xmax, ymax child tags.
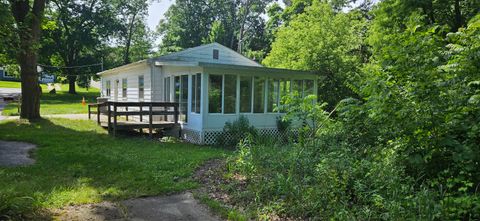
<box><xmin>97</xmin><ymin>43</ymin><xmax>316</xmax><ymax>76</ymax></box>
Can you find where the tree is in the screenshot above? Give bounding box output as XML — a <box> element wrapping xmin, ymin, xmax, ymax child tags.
<box><xmin>263</xmin><ymin>1</ymin><xmax>363</xmax><ymax>109</ymax></box>
<box><xmin>8</xmin><ymin>0</ymin><xmax>47</xmax><ymax>119</ymax></box>
<box><xmin>157</xmin><ymin>0</ymin><xmax>213</xmax><ymax>53</ymax></box>
<box><xmin>157</xmin><ymin>0</ymin><xmax>272</xmax><ymax>59</ymax></box>
<box><xmin>47</xmin><ymin>0</ymin><xmax>119</xmax><ymax>94</ymax></box>
<box><xmin>114</xmin><ymin>0</ymin><xmax>150</xmax><ymax>64</ymax></box>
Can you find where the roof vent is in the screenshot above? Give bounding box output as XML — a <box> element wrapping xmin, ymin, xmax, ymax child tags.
<box><xmin>213</xmin><ymin>49</ymin><xmax>219</xmax><ymax>59</ymax></box>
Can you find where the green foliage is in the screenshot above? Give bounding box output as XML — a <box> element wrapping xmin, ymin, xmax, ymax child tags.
<box><xmin>226</xmin><ymin>2</ymin><xmax>480</xmax><ymax>219</ymax></box>
<box><xmin>263</xmin><ymin>1</ymin><xmax>364</xmax><ymax>109</ymax></box>
<box><xmin>216</xmin><ymin>116</ymin><xmax>258</xmax><ymax>148</ymax></box>
<box><xmin>157</xmin><ymin>0</ymin><xmax>272</xmax><ymax>58</ymax></box>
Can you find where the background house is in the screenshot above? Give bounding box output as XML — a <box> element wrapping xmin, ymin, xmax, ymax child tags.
<box><xmin>0</xmin><ymin>67</ymin><xmax>18</xmax><ymax>81</ymax></box>
<box><xmin>98</xmin><ymin>43</ymin><xmax>319</xmax><ymax>144</ymax></box>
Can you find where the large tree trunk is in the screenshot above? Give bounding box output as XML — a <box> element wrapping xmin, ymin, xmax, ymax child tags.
<box><xmin>67</xmin><ymin>74</ymin><xmax>77</xmax><ymax>94</ymax></box>
<box><xmin>18</xmin><ymin>50</ymin><xmax>41</xmax><ymax>119</ymax></box>
<box><xmin>9</xmin><ymin>0</ymin><xmax>47</xmax><ymax>120</ymax></box>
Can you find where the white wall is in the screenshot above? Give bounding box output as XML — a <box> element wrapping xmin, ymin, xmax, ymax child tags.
<box><xmin>159</xmin><ymin>43</ymin><xmax>261</xmax><ymax>67</ymax></box>
<box><xmin>101</xmin><ymin>64</ymin><xmax>152</xmax><ymax>102</ymax></box>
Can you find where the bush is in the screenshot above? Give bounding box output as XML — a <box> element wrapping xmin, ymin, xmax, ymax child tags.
<box><xmin>216</xmin><ymin>116</ymin><xmax>258</xmax><ymax>148</ymax></box>
<box><xmin>226</xmin><ymin>93</ymin><xmax>480</xmax><ymax>220</ymax></box>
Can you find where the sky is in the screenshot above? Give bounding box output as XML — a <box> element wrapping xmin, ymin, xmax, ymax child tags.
<box><xmin>147</xmin><ymin>0</ymin><xmax>174</xmax><ymax>31</ymax></box>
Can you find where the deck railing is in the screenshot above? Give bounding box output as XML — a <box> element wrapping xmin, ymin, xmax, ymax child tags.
<box><xmin>88</xmin><ymin>101</ymin><xmax>179</xmax><ymax>138</ymax></box>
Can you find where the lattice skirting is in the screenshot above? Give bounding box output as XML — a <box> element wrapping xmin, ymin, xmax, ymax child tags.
<box><xmin>181</xmin><ymin>128</ymin><xmax>296</xmax><ymax>145</ymax></box>
<box><xmin>181</xmin><ymin>128</ymin><xmax>202</xmax><ymax>144</ymax></box>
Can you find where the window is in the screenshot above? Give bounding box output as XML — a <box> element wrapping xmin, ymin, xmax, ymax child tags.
<box><xmin>164</xmin><ymin>77</ymin><xmax>170</xmax><ymax>102</ymax></box>
<box><xmin>208</xmin><ymin>75</ymin><xmax>223</xmax><ymax>113</ymax></box>
<box><xmin>267</xmin><ymin>79</ymin><xmax>279</xmax><ymax>112</ymax></box>
<box><xmin>213</xmin><ymin>49</ymin><xmax>219</xmax><ymax>59</ymax></box>
<box><xmin>122</xmin><ymin>78</ymin><xmax>127</xmax><ymax>98</ymax></box>
<box><xmin>106</xmin><ymin>80</ymin><xmax>111</xmax><ymax>97</ymax></box>
<box><xmin>191</xmin><ymin>73</ymin><xmax>201</xmax><ymax>113</ymax></box>
<box><xmin>304</xmin><ymin>80</ymin><xmax>315</xmax><ymax>96</ymax></box>
<box><xmin>253</xmin><ymin>77</ymin><xmax>265</xmax><ymax>113</ymax></box>
<box><xmin>174</xmin><ymin>75</ymin><xmax>189</xmax><ymax>122</ymax></box>
<box><xmin>224</xmin><ymin>75</ymin><xmax>237</xmax><ymax>114</ymax></box>
<box><xmin>174</xmin><ymin>76</ymin><xmax>180</xmax><ymax>102</ymax></box>
<box><xmin>292</xmin><ymin>80</ymin><xmax>303</xmax><ymax>97</ymax></box>
<box><xmin>181</xmin><ymin>75</ymin><xmax>188</xmax><ymax>122</ymax></box>
<box><xmin>240</xmin><ymin>76</ymin><xmax>252</xmax><ymax>113</ymax></box>
<box><xmin>279</xmin><ymin>79</ymin><xmax>290</xmax><ymax>102</ymax></box>
<box><xmin>138</xmin><ymin>76</ymin><xmax>144</xmax><ymax>100</ymax></box>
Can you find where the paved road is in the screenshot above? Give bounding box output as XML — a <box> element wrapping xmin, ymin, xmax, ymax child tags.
<box><xmin>0</xmin><ymin>87</ymin><xmax>21</xmax><ymax>98</ymax></box>
<box><xmin>0</xmin><ymin>88</ymin><xmax>21</xmax><ymax>120</ymax></box>
<box><xmin>54</xmin><ymin>192</ymin><xmax>221</xmax><ymax>221</ymax></box>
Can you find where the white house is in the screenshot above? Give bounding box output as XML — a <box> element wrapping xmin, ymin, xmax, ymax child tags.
<box><xmin>97</xmin><ymin>43</ymin><xmax>318</xmax><ymax>144</ymax></box>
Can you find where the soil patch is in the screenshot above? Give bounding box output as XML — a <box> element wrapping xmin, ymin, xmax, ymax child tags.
<box><xmin>0</xmin><ymin>140</ymin><xmax>36</xmax><ymax>167</ymax></box>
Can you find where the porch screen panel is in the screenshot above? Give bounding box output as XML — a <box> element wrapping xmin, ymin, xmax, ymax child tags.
<box><xmin>292</xmin><ymin>80</ymin><xmax>303</xmax><ymax>97</ymax></box>
<box><xmin>240</xmin><ymin>76</ymin><xmax>252</xmax><ymax>113</ymax></box>
<box><xmin>195</xmin><ymin>74</ymin><xmax>201</xmax><ymax>113</ymax></box>
<box><xmin>208</xmin><ymin>75</ymin><xmax>222</xmax><ymax>113</ymax></box>
<box><xmin>191</xmin><ymin>73</ymin><xmax>202</xmax><ymax>113</ymax></box>
<box><xmin>191</xmin><ymin>75</ymin><xmax>196</xmax><ymax>112</ymax></box>
<box><xmin>279</xmin><ymin>80</ymin><xmax>290</xmax><ymax>103</ymax></box>
<box><xmin>181</xmin><ymin>75</ymin><xmax>188</xmax><ymax>122</ymax></box>
<box><xmin>304</xmin><ymin>80</ymin><xmax>315</xmax><ymax>96</ymax></box>
<box><xmin>174</xmin><ymin>76</ymin><xmax>180</xmax><ymax>102</ymax></box>
<box><xmin>253</xmin><ymin>77</ymin><xmax>265</xmax><ymax>113</ymax></box>
<box><xmin>224</xmin><ymin>75</ymin><xmax>237</xmax><ymax>114</ymax></box>
<box><xmin>267</xmin><ymin>79</ymin><xmax>279</xmax><ymax>112</ymax></box>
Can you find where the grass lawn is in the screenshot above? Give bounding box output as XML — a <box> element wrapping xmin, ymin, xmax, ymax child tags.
<box><xmin>0</xmin><ymin>80</ymin><xmax>21</xmax><ymax>88</ymax></box>
<box><xmin>2</xmin><ymin>82</ymin><xmax>100</xmax><ymax>115</ymax></box>
<box><xmin>0</xmin><ymin>118</ymin><xmax>227</xmax><ymax>219</ymax></box>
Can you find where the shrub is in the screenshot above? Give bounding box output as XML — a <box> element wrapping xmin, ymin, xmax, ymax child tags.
<box><xmin>216</xmin><ymin>115</ymin><xmax>258</xmax><ymax>148</ymax></box>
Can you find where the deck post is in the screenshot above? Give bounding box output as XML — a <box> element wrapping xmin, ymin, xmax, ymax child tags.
<box><xmin>174</xmin><ymin>104</ymin><xmax>179</xmax><ymax>124</ymax></box>
<box><xmin>107</xmin><ymin>103</ymin><xmax>111</xmax><ymax>134</ymax></box>
<box><xmin>88</xmin><ymin>105</ymin><xmax>91</xmax><ymax>119</ymax></box>
<box><xmin>140</xmin><ymin>105</ymin><xmax>143</xmax><ymax>122</ymax></box>
<box><xmin>113</xmin><ymin>103</ymin><xmax>117</xmax><ymax>137</ymax></box>
<box><xmin>126</xmin><ymin>106</ymin><xmax>129</xmax><ymax>121</ymax></box>
<box><xmin>97</xmin><ymin>104</ymin><xmax>101</xmax><ymax>125</ymax></box>
<box><xmin>149</xmin><ymin>103</ymin><xmax>153</xmax><ymax>139</ymax></box>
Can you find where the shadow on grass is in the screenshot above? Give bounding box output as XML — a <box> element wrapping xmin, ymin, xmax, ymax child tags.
<box><xmin>0</xmin><ymin>118</ymin><xmax>226</xmax><ymax>220</ymax></box>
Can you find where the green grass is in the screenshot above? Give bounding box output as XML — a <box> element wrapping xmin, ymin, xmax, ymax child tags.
<box><xmin>0</xmin><ymin>118</ymin><xmax>227</xmax><ymax>218</ymax></box>
<box><xmin>2</xmin><ymin>84</ymin><xmax>100</xmax><ymax>115</ymax></box>
<box><xmin>0</xmin><ymin>80</ymin><xmax>21</xmax><ymax>88</ymax></box>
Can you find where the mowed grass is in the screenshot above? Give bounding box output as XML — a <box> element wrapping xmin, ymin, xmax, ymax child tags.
<box><xmin>2</xmin><ymin>82</ymin><xmax>99</xmax><ymax>115</ymax></box>
<box><xmin>0</xmin><ymin>80</ymin><xmax>22</xmax><ymax>88</ymax></box>
<box><xmin>0</xmin><ymin>118</ymin><xmax>227</xmax><ymax>218</ymax></box>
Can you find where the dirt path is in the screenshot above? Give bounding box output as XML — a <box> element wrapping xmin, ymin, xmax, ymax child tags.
<box><xmin>53</xmin><ymin>192</ymin><xmax>221</xmax><ymax>221</ymax></box>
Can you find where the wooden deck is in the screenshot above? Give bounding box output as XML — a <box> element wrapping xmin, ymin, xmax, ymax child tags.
<box><xmin>88</xmin><ymin>101</ymin><xmax>180</xmax><ymax>138</ymax></box>
<box><xmin>99</xmin><ymin>121</ymin><xmax>176</xmax><ymax>129</ymax></box>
